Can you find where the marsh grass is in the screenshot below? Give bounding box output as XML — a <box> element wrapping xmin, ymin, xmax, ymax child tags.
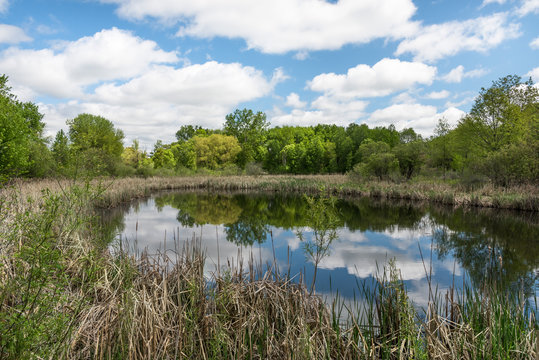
<box><xmin>3</xmin><ymin>174</ymin><xmax>537</xmax><ymax>211</ymax></box>
<box><xmin>0</xmin><ymin>179</ymin><xmax>537</xmax><ymax>359</ymax></box>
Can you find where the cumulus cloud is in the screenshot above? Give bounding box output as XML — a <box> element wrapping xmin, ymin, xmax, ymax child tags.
<box><xmin>425</xmin><ymin>90</ymin><xmax>450</xmax><ymax>99</ymax></box>
<box><xmin>516</xmin><ymin>0</ymin><xmax>539</xmax><ymax>16</ymax></box>
<box><xmin>368</xmin><ymin>103</ymin><xmax>465</xmax><ymax>135</ymax></box>
<box><xmin>91</xmin><ymin>62</ymin><xmax>272</xmax><ymax>106</ymax></box>
<box><xmin>395</xmin><ymin>13</ymin><xmax>520</xmax><ymax>62</ymax></box>
<box><xmin>0</xmin><ymin>28</ymin><xmax>178</xmax><ymax>98</ymax></box>
<box><xmin>526</xmin><ymin>67</ymin><xmax>539</xmax><ymax>82</ymax></box>
<box><xmin>40</xmin><ymin>61</ymin><xmax>276</xmax><ymax>146</ymax></box>
<box><xmin>272</xmin><ymin>58</ymin><xmax>436</xmax><ymax>128</ymax></box>
<box><xmin>285</xmin><ymin>92</ymin><xmax>306</xmax><ymax>108</ymax></box>
<box><xmin>308</xmin><ymin>58</ymin><xmax>436</xmax><ymax>98</ymax></box>
<box><xmin>100</xmin><ymin>0</ymin><xmax>419</xmax><ymax>54</ymax></box>
<box><xmin>1</xmin><ymin>28</ymin><xmax>279</xmax><ymax>147</ymax></box>
<box><xmin>0</xmin><ymin>24</ymin><xmax>32</xmax><ymax>44</ymax></box>
<box><xmin>271</xmin><ymin>97</ymin><xmax>369</xmax><ymax>128</ymax></box>
<box><xmin>441</xmin><ymin>65</ymin><xmax>488</xmax><ymax>83</ymax></box>
<box><xmin>530</xmin><ymin>36</ymin><xmax>539</xmax><ymax>49</ymax></box>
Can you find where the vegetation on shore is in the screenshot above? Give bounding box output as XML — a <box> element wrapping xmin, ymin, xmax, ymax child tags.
<box><xmin>2</xmin><ymin>74</ymin><xmax>538</xmax><ymax>190</ymax></box>
<box><xmin>6</xmin><ymin>174</ymin><xmax>539</xmax><ymax>211</ymax></box>
<box><xmin>1</xmin><ymin>180</ymin><xmax>537</xmax><ymax>359</ymax></box>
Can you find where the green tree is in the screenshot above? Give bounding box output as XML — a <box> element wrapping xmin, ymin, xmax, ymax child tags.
<box><xmin>353</xmin><ymin>140</ymin><xmax>399</xmax><ymax>180</ymax></box>
<box><xmin>152</xmin><ymin>147</ymin><xmax>176</xmax><ymax>169</ymax></box>
<box><xmin>224</xmin><ymin>108</ymin><xmax>269</xmax><ymax>167</ymax></box>
<box><xmin>393</xmin><ymin>140</ymin><xmax>425</xmax><ymax>180</ymax></box>
<box><xmin>192</xmin><ymin>134</ymin><xmax>241</xmax><ymax>169</ymax></box>
<box><xmin>458</xmin><ymin>75</ymin><xmax>536</xmax><ymax>153</ymax></box>
<box><xmin>0</xmin><ymin>75</ymin><xmax>48</xmax><ymax>180</ymax></box>
<box><xmin>428</xmin><ymin>118</ymin><xmax>454</xmax><ymax>176</ymax></box>
<box><xmin>175</xmin><ymin>125</ymin><xmax>203</xmax><ymax>142</ymax></box>
<box><xmin>121</xmin><ymin>139</ymin><xmax>144</xmax><ymax>168</ymax></box>
<box><xmin>455</xmin><ymin>75</ymin><xmax>539</xmax><ymax>185</ymax></box>
<box><xmin>52</xmin><ymin>130</ymin><xmax>70</xmax><ymax>168</ymax></box>
<box><xmin>296</xmin><ymin>195</ymin><xmax>339</xmax><ymax>294</ymax></box>
<box><xmin>171</xmin><ymin>141</ymin><xmax>197</xmax><ymax>170</ymax></box>
<box><xmin>67</xmin><ymin>113</ymin><xmax>124</xmax><ymax>175</ymax></box>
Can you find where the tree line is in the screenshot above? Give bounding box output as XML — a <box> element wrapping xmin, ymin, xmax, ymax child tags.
<box><xmin>1</xmin><ymin>74</ymin><xmax>537</xmax><ymax>186</ymax></box>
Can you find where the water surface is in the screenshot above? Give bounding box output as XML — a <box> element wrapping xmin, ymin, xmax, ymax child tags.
<box><xmin>101</xmin><ymin>191</ymin><xmax>539</xmax><ymax>310</ymax></box>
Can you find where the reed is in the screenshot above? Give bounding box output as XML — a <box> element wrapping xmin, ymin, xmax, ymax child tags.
<box><xmin>0</xmin><ymin>180</ymin><xmax>537</xmax><ymax>359</ymax></box>
<box><xmin>3</xmin><ymin>174</ymin><xmax>538</xmax><ymax>211</ymax></box>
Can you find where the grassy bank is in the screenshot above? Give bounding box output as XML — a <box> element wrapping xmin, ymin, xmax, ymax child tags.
<box><xmin>0</xmin><ymin>179</ymin><xmax>537</xmax><ymax>359</ymax></box>
<box><xmin>5</xmin><ymin>174</ymin><xmax>539</xmax><ymax>211</ymax></box>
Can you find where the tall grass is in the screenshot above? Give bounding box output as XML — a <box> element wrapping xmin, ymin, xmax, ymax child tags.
<box><xmin>4</xmin><ymin>174</ymin><xmax>538</xmax><ymax>211</ymax></box>
<box><xmin>0</xmin><ymin>180</ymin><xmax>537</xmax><ymax>358</ymax></box>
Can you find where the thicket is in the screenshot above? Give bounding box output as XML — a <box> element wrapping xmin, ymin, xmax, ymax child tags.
<box><xmin>1</xmin><ymin>74</ymin><xmax>538</xmax><ymax>188</ymax></box>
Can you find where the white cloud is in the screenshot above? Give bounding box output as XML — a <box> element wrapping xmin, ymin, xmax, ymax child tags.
<box><xmin>0</xmin><ymin>0</ymin><xmax>8</xmax><ymax>13</ymax></box>
<box><xmin>100</xmin><ymin>0</ymin><xmax>420</xmax><ymax>54</ymax></box>
<box><xmin>1</xmin><ymin>28</ymin><xmax>279</xmax><ymax>147</ymax></box>
<box><xmin>0</xmin><ymin>24</ymin><xmax>32</xmax><ymax>44</ymax></box>
<box><xmin>0</xmin><ymin>28</ymin><xmax>178</xmax><ymax>98</ymax></box>
<box><xmin>285</xmin><ymin>92</ymin><xmax>306</xmax><ymax>108</ymax></box>
<box><xmin>308</xmin><ymin>58</ymin><xmax>436</xmax><ymax>98</ymax></box>
<box><xmin>441</xmin><ymin>65</ymin><xmax>488</xmax><ymax>83</ymax></box>
<box><xmin>272</xmin><ymin>58</ymin><xmax>435</xmax><ymax>128</ymax></box>
<box><xmin>293</xmin><ymin>51</ymin><xmax>309</xmax><ymax>61</ymax></box>
<box><xmin>445</xmin><ymin>95</ymin><xmax>476</xmax><ymax>108</ymax></box>
<box><xmin>530</xmin><ymin>37</ymin><xmax>539</xmax><ymax>49</ymax></box>
<box><xmin>395</xmin><ymin>13</ymin><xmax>521</xmax><ymax>62</ymax></box>
<box><xmin>517</xmin><ymin>0</ymin><xmax>539</xmax><ymax>16</ymax></box>
<box><xmin>526</xmin><ymin>67</ymin><xmax>539</xmax><ymax>82</ymax></box>
<box><xmin>270</xmin><ymin>67</ymin><xmax>289</xmax><ymax>87</ymax></box>
<box><xmin>368</xmin><ymin>103</ymin><xmax>465</xmax><ymax>135</ymax></box>
<box><xmin>271</xmin><ymin>98</ymin><xmax>369</xmax><ymax>128</ymax></box>
<box><xmin>392</xmin><ymin>92</ymin><xmax>417</xmax><ymax>104</ymax></box>
<box><xmin>91</xmin><ymin>62</ymin><xmax>272</xmax><ymax>106</ymax></box>
<box><xmin>425</xmin><ymin>90</ymin><xmax>450</xmax><ymax>99</ymax></box>
<box><xmin>41</xmin><ymin>61</ymin><xmax>276</xmax><ymax>147</ymax></box>
<box><xmin>481</xmin><ymin>0</ymin><xmax>507</xmax><ymax>6</ymax></box>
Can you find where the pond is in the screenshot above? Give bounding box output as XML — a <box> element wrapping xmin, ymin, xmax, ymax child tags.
<box><xmin>100</xmin><ymin>191</ymin><xmax>539</xmax><ymax>310</ymax></box>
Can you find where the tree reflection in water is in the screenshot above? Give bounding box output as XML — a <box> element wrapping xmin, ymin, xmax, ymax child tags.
<box><xmin>101</xmin><ymin>191</ymin><xmax>539</xmax><ymax>297</ymax></box>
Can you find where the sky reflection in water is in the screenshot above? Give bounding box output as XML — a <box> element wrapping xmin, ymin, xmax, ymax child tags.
<box><xmin>101</xmin><ymin>192</ymin><xmax>539</xmax><ymax>310</ymax></box>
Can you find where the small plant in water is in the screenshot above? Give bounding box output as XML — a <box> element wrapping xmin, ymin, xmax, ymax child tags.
<box><xmin>296</xmin><ymin>193</ymin><xmax>339</xmax><ymax>294</ymax></box>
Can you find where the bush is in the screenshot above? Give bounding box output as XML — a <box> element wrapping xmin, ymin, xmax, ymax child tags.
<box><xmin>351</xmin><ymin>152</ymin><xmax>399</xmax><ymax>181</ymax></box>
<box><xmin>245</xmin><ymin>162</ymin><xmax>266</xmax><ymax>176</ymax></box>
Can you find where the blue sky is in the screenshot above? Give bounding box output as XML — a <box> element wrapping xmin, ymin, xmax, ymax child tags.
<box><xmin>0</xmin><ymin>0</ymin><xmax>538</xmax><ymax>148</ymax></box>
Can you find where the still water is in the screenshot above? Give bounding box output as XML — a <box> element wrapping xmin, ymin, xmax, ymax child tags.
<box><xmin>101</xmin><ymin>191</ymin><xmax>539</xmax><ymax>309</ymax></box>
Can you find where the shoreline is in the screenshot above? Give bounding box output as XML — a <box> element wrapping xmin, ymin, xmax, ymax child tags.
<box><xmin>6</xmin><ymin>174</ymin><xmax>539</xmax><ymax>211</ymax></box>
<box><xmin>1</xmin><ymin>175</ymin><xmax>537</xmax><ymax>358</ymax></box>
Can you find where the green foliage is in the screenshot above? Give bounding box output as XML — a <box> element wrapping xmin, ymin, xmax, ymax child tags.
<box><xmin>67</xmin><ymin>113</ymin><xmax>124</xmax><ymax>175</ymax></box>
<box><xmin>352</xmin><ymin>140</ymin><xmax>399</xmax><ymax>180</ymax></box>
<box><xmin>52</xmin><ymin>130</ymin><xmax>70</xmax><ymax>169</ymax></box>
<box><xmin>459</xmin><ymin>75</ymin><xmax>536</xmax><ymax>153</ymax></box>
<box><xmin>0</xmin><ymin>75</ymin><xmax>48</xmax><ymax>180</ymax></box>
<box><xmin>171</xmin><ymin>141</ymin><xmax>197</xmax><ymax>170</ymax></box>
<box><xmin>193</xmin><ymin>134</ymin><xmax>242</xmax><ymax>169</ymax></box>
<box><xmin>454</xmin><ymin>75</ymin><xmax>539</xmax><ymax>185</ymax></box>
<box><xmin>0</xmin><ymin>184</ymin><xmax>104</xmax><ymax>358</ymax></box>
<box><xmin>296</xmin><ymin>194</ymin><xmax>339</xmax><ymax>293</ymax></box>
<box><xmin>175</xmin><ymin>125</ymin><xmax>203</xmax><ymax>142</ymax></box>
<box><xmin>224</xmin><ymin>108</ymin><xmax>269</xmax><ymax>167</ymax></box>
<box><xmin>393</xmin><ymin>140</ymin><xmax>424</xmax><ymax>179</ymax></box>
<box><xmin>152</xmin><ymin>147</ymin><xmax>176</xmax><ymax>169</ymax></box>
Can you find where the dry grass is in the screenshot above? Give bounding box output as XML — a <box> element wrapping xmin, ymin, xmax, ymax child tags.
<box><xmin>69</xmin><ymin>243</ymin><xmax>346</xmax><ymax>359</ymax></box>
<box><xmin>1</xmin><ymin>178</ymin><xmax>537</xmax><ymax>359</ymax></box>
<box><xmin>3</xmin><ymin>174</ymin><xmax>538</xmax><ymax>211</ymax></box>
